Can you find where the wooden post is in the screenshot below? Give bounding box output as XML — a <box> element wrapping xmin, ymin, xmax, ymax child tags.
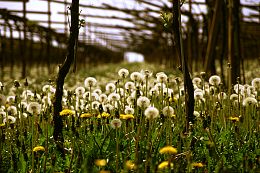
<box><xmin>172</xmin><ymin>0</ymin><xmax>195</xmax><ymax>132</ymax></box>
<box><xmin>204</xmin><ymin>0</ymin><xmax>222</xmax><ymax>75</ymax></box>
<box><xmin>22</xmin><ymin>0</ymin><xmax>27</xmax><ymax>78</ymax></box>
<box><xmin>53</xmin><ymin>0</ymin><xmax>79</xmax><ymax>155</ymax></box>
<box><xmin>47</xmin><ymin>0</ymin><xmax>51</xmax><ymax>73</ymax></box>
<box><xmin>228</xmin><ymin>0</ymin><xmax>241</xmax><ymax>91</ymax></box>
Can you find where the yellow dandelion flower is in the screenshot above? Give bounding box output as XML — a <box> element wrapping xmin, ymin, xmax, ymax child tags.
<box><xmin>80</xmin><ymin>113</ymin><xmax>92</xmax><ymax>118</ymax></box>
<box><xmin>60</xmin><ymin>109</ymin><xmax>75</xmax><ymax>116</ymax></box>
<box><xmin>95</xmin><ymin>159</ymin><xmax>107</xmax><ymax>167</ymax></box>
<box><xmin>192</xmin><ymin>162</ymin><xmax>204</xmax><ymax>168</ymax></box>
<box><xmin>228</xmin><ymin>116</ymin><xmax>239</xmax><ymax>122</ymax></box>
<box><xmin>99</xmin><ymin>171</ymin><xmax>110</xmax><ymax>173</ymax></box>
<box><xmin>120</xmin><ymin>114</ymin><xmax>134</xmax><ymax>120</ymax></box>
<box><xmin>125</xmin><ymin>160</ymin><xmax>136</xmax><ymax>170</ymax></box>
<box><xmin>169</xmin><ymin>97</ymin><xmax>177</xmax><ymax>103</ymax></box>
<box><xmin>159</xmin><ymin>146</ymin><xmax>178</xmax><ymax>155</ymax></box>
<box><xmin>97</xmin><ymin>112</ymin><xmax>110</xmax><ymax>118</ymax></box>
<box><xmin>158</xmin><ymin>161</ymin><xmax>173</xmax><ymax>169</ymax></box>
<box><xmin>33</xmin><ymin>146</ymin><xmax>45</xmax><ymax>152</ymax></box>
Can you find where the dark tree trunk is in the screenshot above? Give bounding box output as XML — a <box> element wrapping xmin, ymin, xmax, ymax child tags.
<box><xmin>53</xmin><ymin>0</ymin><xmax>79</xmax><ymax>154</ymax></box>
<box><xmin>172</xmin><ymin>0</ymin><xmax>195</xmax><ymax>132</ymax></box>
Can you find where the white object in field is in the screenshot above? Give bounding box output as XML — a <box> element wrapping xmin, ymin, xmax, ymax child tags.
<box><xmin>124</xmin><ymin>52</ymin><xmax>144</xmax><ymax>62</ymax></box>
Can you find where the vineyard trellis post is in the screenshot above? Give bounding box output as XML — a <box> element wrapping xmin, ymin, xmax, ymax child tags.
<box><xmin>53</xmin><ymin>0</ymin><xmax>79</xmax><ymax>154</ymax></box>
<box><xmin>172</xmin><ymin>0</ymin><xmax>195</xmax><ymax>132</ymax></box>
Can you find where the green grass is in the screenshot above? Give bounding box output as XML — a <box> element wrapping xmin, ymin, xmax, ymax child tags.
<box><xmin>0</xmin><ymin>62</ymin><xmax>259</xmax><ymax>173</ymax></box>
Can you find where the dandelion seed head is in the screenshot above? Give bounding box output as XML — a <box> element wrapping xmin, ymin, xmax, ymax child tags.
<box><xmin>130</xmin><ymin>72</ymin><xmax>143</xmax><ymax>82</ymax></box>
<box><xmin>144</xmin><ymin>107</ymin><xmax>159</xmax><ymax>119</ymax></box>
<box><xmin>84</xmin><ymin>77</ymin><xmax>97</xmax><ymax>88</ymax></box>
<box><xmin>154</xmin><ymin>82</ymin><xmax>166</xmax><ymax>91</ymax></box>
<box><xmin>141</xmin><ymin>69</ymin><xmax>153</xmax><ymax>78</ymax></box>
<box><xmin>3</xmin><ymin>115</ymin><xmax>16</xmax><ymax>124</ymax></box>
<box><xmin>7</xmin><ymin>106</ymin><xmax>17</xmax><ymax>115</ymax></box>
<box><xmin>27</xmin><ymin>102</ymin><xmax>41</xmax><ymax>115</ymax></box>
<box><xmin>103</xmin><ymin>104</ymin><xmax>114</xmax><ymax>112</ymax></box>
<box><xmin>42</xmin><ymin>84</ymin><xmax>52</xmax><ymax>93</ymax></box>
<box><xmin>105</xmin><ymin>83</ymin><xmax>116</xmax><ymax>93</ymax></box>
<box><xmin>6</xmin><ymin>95</ymin><xmax>15</xmax><ymax>104</ymax></box>
<box><xmin>193</xmin><ymin>111</ymin><xmax>200</xmax><ymax>117</ymax></box>
<box><xmin>118</xmin><ymin>68</ymin><xmax>129</xmax><ymax>78</ymax></box>
<box><xmin>125</xmin><ymin>81</ymin><xmax>135</xmax><ymax>90</ymax></box>
<box><xmin>92</xmin><ymin>101</ymin><xmax>100</xmax><ymax>110</ymax></box>
<box><xmin>108</xmin><ymin>93</ymin><xmax>120</xmax><ymax>102</ymax></box>
<box><xmin>149</xmin><ymin>87</ymin><xmax>159</xmax><ymax>97</ymax></box>
<box><xmin>209</xmin><ymin>75</ymin><xmax>221</xmax><ymax>86</ymax></box>
<box><xmin>0</xmin><ymin>111</ymin><xmax>6</xmax><ymax>118</ymax></box>
<box><xmin>137</xmin><ymin>96</ymin><xmax>150</xmax><ymax>109</ymax></box>
<box><xmin>162</xmin><ymin>106</ymin><xmax>174</xmax><ymax>117</ymax></box>
<box><xmin>110</xmin><ymin>118</ymin><xmax>122</xmax><ymax>129</ymax></box>
<box><xmin>234</xmin><ymin>84</ymin><xmax>244</xmax><ymax>94</ymax></box>
<box><xmin>125</xmin><ymin>106</ymin><xmax>134</xmax><ymax>115</ymax></box>
<box><xmin>243</xmin><ymin>97</ymin><xmax>257</xmax><ymax>106</ymax></box>
<box><xmin>126</xmin><ymin>96</ymin><xmax>135</xmax><ymax>105</ymax></box>
<box><xmin>192</xmin><ymin>77</ymin><xmax>201</xmax><ymax>86</ymax></box>
<box><xmin>75</xmin><ymin>86</ymin><xmax>85</xmax><ymax>96</ymax></box>
<box><xmin>156</xmin><ymin>72</ymin><xmax>168</xmax><ymax>83</ymax></box>
<box><xmin>252</xmin><ymin>78</ymin><xmax>260</xmax><ymax>90</ymax></box>
<box><xmin>163</xmin><ymin>88</ymin><xmax>173</xmax><ymax>97</ymax></box>
<box><xmin>194</xmin><ymin>91</ymin><xmax>204</xmax><ymax>101</ymax></box>
<box><xmin>130</xmin><ymin>90</ymin><xmax>143</xmax><ymax>98</ymax></box>
<box><xmin>247</xmin><ymin>86</ymin><xmax>256</xmax><ymax>96</ymax></box>
<box><xmin>93</xmin><ymin>88</ymin><xmax>102</xmax><ymax>95</ymax></box>
<box><xmin>99</xmin><ymin>94</ymin><xmax>107</xmax><ymax>103</ymax></box>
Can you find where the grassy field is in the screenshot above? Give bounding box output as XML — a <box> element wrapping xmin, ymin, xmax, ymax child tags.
<box><xmin>0</xmin><ymin>62</ymin><xmax>259</xmax><ymax>173</ymax></box>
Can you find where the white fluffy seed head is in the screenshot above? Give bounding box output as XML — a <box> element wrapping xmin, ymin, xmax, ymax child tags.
<box><xmin>242</xmin><ymin>97</ymin><xmax>257</xmax><ymax>107</ymax></box>
<box><xmin>162</xmin><ymin>106</ymin><xmax>174</xmax><ymax>117</ymax></box>
<box><xmin>130</xmin><ymin>72</ymin><xmax>143</xmax><ymax>82</ymax></box>
<box><xmin>251</xmin><ymin>78</ymin><xmax>260</xmax><ymax>90</ymax></box>
<box><xmin>106</xmin><ymin>83</ymin><xmax>116</xmax><ymax>93</ymax></box>
<box><xmin>110</xmin><ymin>118</ymin><xmax>122</xmax><ymax>129</ymax></box>
<box><xmin>209</xmin><ymin>75</ymin><xmax>221</xmax><ymax>86</ymax></box>
<box><xmin>156</xmin><ymin>72</ymin><xmax>168</xmax><ymax>83</ymax></box>
<box><xmin>27</xmin><ymin>102</ymin><xmax>41</xmax><ymax>115</ymax></box>
<box><xmin>144</xmin><ymin>107</ymin><xmax>159</xmax><ymax>120</ymax></box>
<box><xmin>192</xmin><ymin>77</ymin><xmax>202</xmax><ymax>86</ymax></box>
<box><xmin>137</xmin><ymin>96</ymin><xmax>150</xmax><ymax>109</ymax></box>
<box><xmin>118</xmin><ymin>68</ymin><xmax>129</xmax><ymax>78</ymax></box>
<box><xmin>125</xmin><ymin>81</ymin><xmax>135</xmax><ymax>90</ymax></box>
<box><xmin>75</xmin><ymin>86</ymin><xmax>85</xmax><ymax>96</ymax></box>
<box><xmin>84</xmin><ymin>77</ymin><xmax>97</xmax><ymax>88</ymax></box>
<box><xmin>125</xmin><ymin>106</ymin><xmax>134</xmax><ymax>115</ymax></box>
<box><xmin>194</xmin><ymin>91</ymin><xmax>204</xmax><ymax>101</ymax></box>
<box><xmin>108</xmin><ymin>93</ymin><xmax>120</xmax><ymax>102</ymax></box>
